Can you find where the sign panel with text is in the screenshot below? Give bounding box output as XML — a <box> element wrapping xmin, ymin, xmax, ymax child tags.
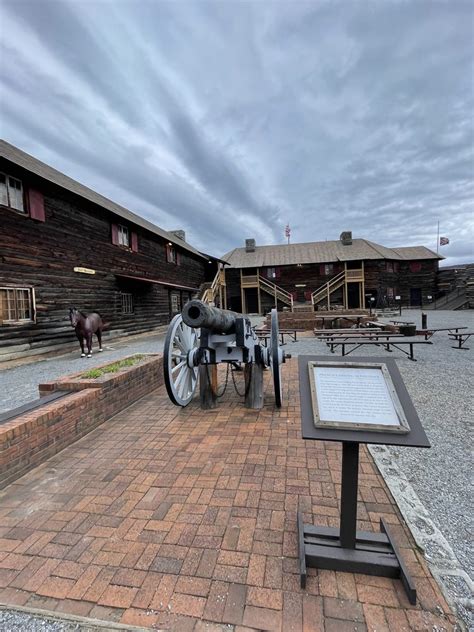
<box><xmin>308</xmin><ymin>361</ymin><xmax>410</xmax><ymax>433</ymax></box>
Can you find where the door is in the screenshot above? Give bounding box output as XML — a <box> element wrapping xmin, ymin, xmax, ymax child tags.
<box><xmin>410</xmin><ymin>288</ymin><xmax>422</xmax><ymax>307</ymax></box>
<box><xmin>244</xmin><ymin>288</ymin><xmax>259</xmax><ymax>314</ymax></box>
<box><xmin>347</xmin><ymin>283</ymin><xmax>360</xmax><ymax>309</ymax></box>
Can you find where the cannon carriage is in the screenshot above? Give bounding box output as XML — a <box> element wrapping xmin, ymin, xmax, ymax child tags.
<box><xmin>163</xmin><ymin>300</ymin><xmax>286</xmax><ymax>409</ymax></box>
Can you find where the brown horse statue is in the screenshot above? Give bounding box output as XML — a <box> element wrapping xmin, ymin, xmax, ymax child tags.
<box><xmin>69</xmin><ymin>307</ymin><xmax>104</xmax><ymax>358</ymax></box>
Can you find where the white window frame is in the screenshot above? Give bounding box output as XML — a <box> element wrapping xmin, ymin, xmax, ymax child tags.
<box><xmin>324</xmin><ymin>264</ymin><xmax>334</xmax><ymax>275</ymax></box>
<box><xmin>0</xmin><ymin>172</ymin><xmax>25</xmax><ymax>213</ymax></box>
<box><xmin>267</xmin><ymin>267</ymin><xmax>277</xmax><ymax>279</ymax></box>
<box><xmin>167</xmin><ymin>244</ymin><xmax>177</xmax><ymax>264</ymax></box>
<box><xmin>121</xmin><ymin>292</ymin><xmax>134</xmax><ymax>314</ymax></box>
<box><xmin>118</xmin><ymin>224</ymin><xmax>130</xmax><ymax>247</ymax></box>
<box><xmin>0</xmin><ymin>287</ymin><xmax>35</xmax><ymax>324</ymax></box>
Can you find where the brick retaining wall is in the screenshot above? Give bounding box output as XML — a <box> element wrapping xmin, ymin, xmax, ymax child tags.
<box><xmin>0</xmin><ymin>354</ymin><xmax>163</xmax><ymax>489</ymax></box>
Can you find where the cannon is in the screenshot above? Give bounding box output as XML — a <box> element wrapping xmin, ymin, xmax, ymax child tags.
<box><xmin>163</xmin><ymin>300</ymin><xmax>285</xmax><ymax>409</ymax></box>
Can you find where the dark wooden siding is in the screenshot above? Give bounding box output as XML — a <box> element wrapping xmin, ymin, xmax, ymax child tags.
<box><xmin>225</xmin><ymin>258</ymin><xmax>439</xmax><ymax>313</ymax></box>
<box><xmin>0</xmin><ymin>160</ymin><xmax>206</xmax><ymax>361</ymax></box>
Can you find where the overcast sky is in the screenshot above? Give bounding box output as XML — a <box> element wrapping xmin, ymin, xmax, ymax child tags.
<box><xmin>0</xmin><ymin>1</ymin><xmax>473</xmax><ymax>264</ymax></box>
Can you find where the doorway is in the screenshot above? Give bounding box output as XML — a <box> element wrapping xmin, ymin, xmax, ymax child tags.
<box><xmin>244</xmin><ymin>288</ymin><xmax>259</xmax><ymax>314</ymax></box>
<box><xmin>410</xmin><ymin>288</ymin><xmax>422</xmax><ymax>307</ymax></box>
<box><xmin>347</xmin><ymin>283</ymin><xmax>360</xmax><ymax>309</ymax></box>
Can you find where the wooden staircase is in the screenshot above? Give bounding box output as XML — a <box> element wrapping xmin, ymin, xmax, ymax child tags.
<box><xmin>200</xmin><ymin>269</ymin><xmax>227</xmax><ymax>308</ymax></box>
<box><xmin>311</xmin><ymin>270</ymin><xmax>346</xmax><ymax>310</ymax></box>
<box><xmin>258</xmin><ymin>276</ymin><xmax>294</xmax><ymax>311</ymax></box>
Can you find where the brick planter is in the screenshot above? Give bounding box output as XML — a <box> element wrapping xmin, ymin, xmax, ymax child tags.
<box><xmin>0</xmin><ymin>354</ymin><xmax>163</xmax><ymax>489</ymax></box>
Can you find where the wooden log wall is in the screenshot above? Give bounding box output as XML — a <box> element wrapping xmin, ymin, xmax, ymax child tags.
<box><xmin>0</xmin><ymin>159</ymin><xmax>207</xmax><ymax>362</ymax></box>
<box><xmin>225</xmin><ymin>259</ymin><xmax>440</xmax><ymax>314</ymax></box>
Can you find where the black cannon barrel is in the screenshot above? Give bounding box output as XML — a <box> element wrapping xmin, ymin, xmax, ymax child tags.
<box><xmin>182</xmin><ymin>300</ymin><xmax>246</xmax><ymax>333</ymax></box>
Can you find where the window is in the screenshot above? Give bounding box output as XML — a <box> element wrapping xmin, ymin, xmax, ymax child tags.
<box><xmin>266</xmin><ymin>267</ymin><xmax>281</xmax><ymax>279</ymax></box>
<box><xmin>117</xmin><ymin>224</ymin><xmax>130</xmax><ymax>247</ymax></box>
<box><xmin>409</xmin><ymin>262</ymin><xmax>422</xmax><ymax>273</ymax></box>
<box><xmin>320</xmin><ymin>263</ymin><xmax>334</xmax><ymax>275</ymax></box>
<box><xmin>0</xmin><ymin>287</ymin><xmax>34</xmax><ymax>323</ymax></box>
<box><xmin>121</xmin><ymin>292</ymin><xmax>133</xmax><ymax>314</ymax></box>
<box><xmin>166</xmin><ymin>244</ymin><xmax>179</xmax><ymax>264</ymax></box>
<box><xmin>170</xmin><ymin>292</ymin><xmax>180</xmax><ymax>313</ymax></box>
<box><xmin>387</xmin><ymin>287</ymin><xmax>394</xmax><ymax>298</ymax></box>
<box><xmin>0</xmin><ymin>173</ymin><xmax>25</xmax><ymax>213</ymax></box>
<box><xmin>386</xmin><ymin>262</ymin><xmax>394</xmax><ymax>273</ymax></box>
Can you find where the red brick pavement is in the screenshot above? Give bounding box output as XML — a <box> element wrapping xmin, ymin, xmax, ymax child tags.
<box><xmin>0</xmin><ymin>360</ymin><xmax>455</xmax><ymax>631</ymax></box>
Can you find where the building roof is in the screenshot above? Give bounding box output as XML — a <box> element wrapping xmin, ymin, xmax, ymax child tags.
<box><xmin>223</xmin><ymin>239</ymin><xmax>443</xmax><ymax>268</ymax></box>
<box><xmin>0</xmin><ymin>139</ymin><xmax>207</xmax><ymax>260</ymax></box>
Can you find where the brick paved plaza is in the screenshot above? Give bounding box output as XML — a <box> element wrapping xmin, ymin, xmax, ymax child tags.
<box><xmin>0</xmin><ymin>360</ymin><xmax>455</xmax><ymax>631</ymax></box>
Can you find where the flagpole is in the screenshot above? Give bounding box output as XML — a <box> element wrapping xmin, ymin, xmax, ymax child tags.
<box><xmin>436</xmin><ymin>221</ymin><xmax>439</xmax><ymax>253</ymax></box>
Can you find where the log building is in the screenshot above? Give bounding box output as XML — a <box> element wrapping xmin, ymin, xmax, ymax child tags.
<box><xmin>0</xmin><ymin>140</ymin><xmax>220</xmax><ymax>363</ymax></box>
<box><xmin>223</xmin><ymin>232</ymin><xmax>443</xmax><ymax>314</ymax></box>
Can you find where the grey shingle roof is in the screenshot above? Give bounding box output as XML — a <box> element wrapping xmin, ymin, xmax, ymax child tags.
<box><xmin>0</xmin><ymin>139</ymin><xmax>206</xmax><ymax>260</ymax></box>
<box><xmin>391</xmin><ymin>246</ymin><xmax>443</xmax><ymax>260</ymax></box>
<box><xmin>223</xmin><ymin>239</ymin><xmax>443</xmax><ymax>268</ymax></box>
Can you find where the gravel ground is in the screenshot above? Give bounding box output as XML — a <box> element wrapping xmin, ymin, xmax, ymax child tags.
<box><xmin>0</xmin><ymin>609</ymin><xmax>102</xmax><ymax>631</ymax></box>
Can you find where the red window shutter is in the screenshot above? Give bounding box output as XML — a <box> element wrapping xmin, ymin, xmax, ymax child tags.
<box><xmin>28</xmin><ymin>189</ymin><xmax>45</xmax><ymax>222</ymax></box>
<box><xmin>111</xmin><ymin>224</ymin><xmax>119</xmax><ymax>245</ymax></box>
<box><xmin>409</xmin><ymin>262</ymin><xmax>421</xmax><ymax>273</ymax></box>
<box><xmin>320</xmin><ymin>264</ymin><xmax>325</xmax><ymax>275</ymax></box>
<box><xmin>131</xmin><ymin>231</ymin><xmax>138</xmax><ymax>252</ymax></box>
<box><xmin>275</xmin><ymin>267</ymin><xmax>281</xmax><ymax>279</ymax></box>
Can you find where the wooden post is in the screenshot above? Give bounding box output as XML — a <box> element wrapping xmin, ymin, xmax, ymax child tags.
<box><xmin>199</xmin><ymin>364</ymin><xmax>218</xmax><ymax>409</ymax></box>
<box><xmin>244</xmin><ymin>363</ymin><xmax>264</xmax><ymax>409</ymax></box>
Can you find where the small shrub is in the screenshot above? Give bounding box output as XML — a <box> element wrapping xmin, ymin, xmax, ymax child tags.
<box><xmin>81</xmin><ymin>354</ymin><xmax>145</xmax><ymax>379</ymax></box>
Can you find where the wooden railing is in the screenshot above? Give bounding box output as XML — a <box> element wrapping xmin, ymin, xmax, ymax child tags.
<box><xmin>311</xmin><ymin>271</ymin><xmax>346</xmax><ymax>310</ymax></box>
<box><xmin>241</xmin><ymin>275</ymin><xmax>259</xmax><ymax>287</ymax></box>
<box><xmin>259</xmin><ymin>276</ymin><xmax>294</xmax><ymax>310</ymax></box>
<box><xmin>346</xmin><ymin>269</ymin><xmax>364</xmax><ymax>281</ymax></box>
<box><xmin>202</xmin><ymin>269</ymin><xmax>226</xmax><ymax>306</ymax></box>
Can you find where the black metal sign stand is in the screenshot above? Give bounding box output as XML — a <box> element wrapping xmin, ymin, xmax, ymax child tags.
<box><xmin>297</xmin><ymin>356</ymin><xmax>431</xmax><ymax>606</ymax></box>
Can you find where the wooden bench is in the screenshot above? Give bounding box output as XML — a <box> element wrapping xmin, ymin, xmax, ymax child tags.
<box><xmin>314</xmin><ymin>326</ymin><xmax>381</xmax><ymax>337</ymax></box>
<box><xmin>448</xmin><ymin>331</ymin><xmax>473</xmax><ymax>350</ymax></box>
<box><xmin>322</xmin><ymin>333</ymin><xmax>405</xmax><ymax>345</ymax></box>
<box><xmin>417</xmin><ymin>326</ymin><xmax>468</xmax><ymax>341</ymax></box>
<box><xmin>327</xmin><ymin>339</ymin><xmax>432</xmax><ymax>361</ymax></box>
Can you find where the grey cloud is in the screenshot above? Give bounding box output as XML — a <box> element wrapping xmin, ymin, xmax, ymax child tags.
<box><xmin>0</xmin><ymin>0</ymin><xmax>472</xmax><ymax>261</ymax></box>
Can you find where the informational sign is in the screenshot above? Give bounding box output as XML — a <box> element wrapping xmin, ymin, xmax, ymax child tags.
<box><xmin>308</xmin><ymin>362</ymin><xmax>409</xmax><ymax>433</ymax></box>
<box><xmin>73</xmin><ymin>267</ymin><xmax>96</xmax><ymax>275</ymax></box>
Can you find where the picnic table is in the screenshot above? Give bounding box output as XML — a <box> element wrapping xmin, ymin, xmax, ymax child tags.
<box><xmin>448</xmin><ymin>331</ymin><xmax>473</xmax><ymax>350</ymax></box>
<box><xmin>316</xmin><ymin>315</ymin><xmax>365</xmax><ymax>328</ymax></box>
<box><xmin>326</xmin><ymin>339</ymin><xmax>432</xmax><ymax>361</ymax></box>
<box><xmin>416</xmin><ymin>326</ymin><xmax>468</xmax><ymax>340</ymax></box>
<box><xmin>256</xmin><ymin>328</ymin><xmax>298</xmax><ymax>345</ymax></box>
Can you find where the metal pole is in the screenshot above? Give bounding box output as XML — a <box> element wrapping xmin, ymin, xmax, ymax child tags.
<box><xmin>436</xmin><ymin>221</ymin><xmax>439</xmax><ymax>254</ymax></box>
<box><xmin>340</xmin><ymin>442</ymin><xmax>359</xmax><ymax>549</ymax></box>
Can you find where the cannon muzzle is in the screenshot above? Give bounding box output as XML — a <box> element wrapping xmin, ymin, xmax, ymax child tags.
<box><xmin>182</xmin><ymin>300</ymin><xmax>247</xmax><ymax>334</ymax></box>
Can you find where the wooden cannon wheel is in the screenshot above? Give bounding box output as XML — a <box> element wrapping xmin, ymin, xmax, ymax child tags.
<box><xmin>163</xmin><ymin>313</ymin><xmax>199</xmax><ymax>406</ymax></box>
